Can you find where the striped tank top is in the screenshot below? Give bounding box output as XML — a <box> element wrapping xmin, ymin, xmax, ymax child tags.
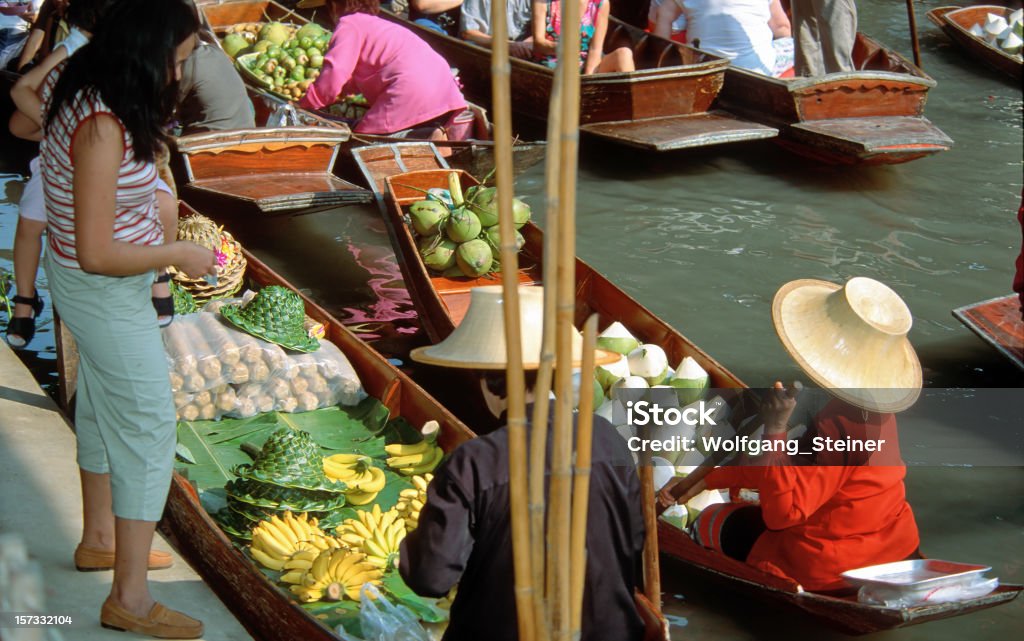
<box><xmin>39</xmin><ymin>63</ymin><xmax>164</xmax><ymax>270</ymax></box>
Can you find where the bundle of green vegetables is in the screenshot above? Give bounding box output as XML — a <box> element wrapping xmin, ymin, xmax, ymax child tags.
<box><xmin>222</xmin><ymin>21</ymin><xmax>331</xmax><ymax>100</ymax></box>
<box><xmin>407</xmin><ymin>173</ymin><xmax>532</xmax><ymax>278</ymax></box>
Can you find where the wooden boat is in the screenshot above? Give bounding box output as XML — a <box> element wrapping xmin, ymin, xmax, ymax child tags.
<box><xmin>351</xmin><ymin>141</ymin><xmax>1022</xmax><ymax>634</ymax></box>
<box><xmin>288</xmin><ymin>5</ymin><xmax>777</xmax><ymax>152</ymax></box>
<box><xmin>953</xmin><ymin>293</ymin><xmax>1024</xmax><ymax>370</ymax></box>
<box><xmin>927</xmin><ymin>5</ymin><xmax>1023</xmax><ymax>81</ymax></box>
<box><xmin>174</xmin><ymin>126</ymin><xmax>372</xmax><ymax>214</ymax></box>
<box><xmin>195</xmin><ymin>0</ymin><xmax>545</xmax><ymax>176</ymax></box>
<box><xmin>717</xmin><ymin>33</ymin><xmax>954</xmax><ymax>165</ymax></box>
<box><xmin>52</xmin><ymin>201</ymin><xmax>474</xmax><ymax>641</ymax></box>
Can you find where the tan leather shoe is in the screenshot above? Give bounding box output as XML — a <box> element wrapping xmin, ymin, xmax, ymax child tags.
<box><xmin>100</xmin><ymin>599</ymin><xmax>203</xmax><ymax>639</ymax></box>
<box><xmin>74</xmin><ymin>544</ymin><xmax>174</xmax><ymax>572</ymax></box>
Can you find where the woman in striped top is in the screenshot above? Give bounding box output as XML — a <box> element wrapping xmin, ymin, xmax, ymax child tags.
<box><xmin>40</xmin><ymin>0</ymin><xmax>214</xmax><ymax>637</ymax></box>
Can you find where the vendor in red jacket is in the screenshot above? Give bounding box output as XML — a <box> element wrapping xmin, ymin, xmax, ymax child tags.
<box><xmin>662</xmin><ymin>276</ymin><xmax>922</xmax><ymax>593</ymax></box>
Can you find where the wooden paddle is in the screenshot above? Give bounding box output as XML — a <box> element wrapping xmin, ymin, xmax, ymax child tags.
<box><xmin>906</xmin><ymin>0</ymin><xmax>923</xmax><ymax>68</ymax></box>
<box><xmin>654</xmin><ymin>382</ymin><xmax>802</xmax><ymax>516</ymax></box>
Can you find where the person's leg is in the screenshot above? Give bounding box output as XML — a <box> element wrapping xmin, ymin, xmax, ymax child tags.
<box><xmin>109</xmin><ymin>518</ymin><xmax>159</xmax><ymax>616</ymax></box>
<box><xmin>6</xmin><ymin>217</ymin><xmax>46</xmax><ymax>340</ymax></box>
<box><xmin>817</xmin><ymin>0</ymin><xmax>857</xmax><ymax>73</ymax></box>
<box><xmin>791</xmin><ymin>0</ymin><xmax>825</xmax><ymax>76</ymax></box>
<box><xmin>79</xmin><ymin>469</ymin><xmax>116</xmax><ymax>551</ymax></box>
<box><xmin>596</xmin><ymin>47</ymin><xmax>636</xmax><ymax>73</ymax></box>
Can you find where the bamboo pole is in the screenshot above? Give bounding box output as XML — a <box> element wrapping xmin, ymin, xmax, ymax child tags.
<box><xmin>906</xmin><ymin>0</ymin><xmax>923</xmax><ymax>68</ymax></box>
<box><xmin>528</xmin><ymin>48</ymin><xmax>564</xmax><ymax>641</ymax></box>
<box><xmin>638</xmin><ymin>456</ymin><xmax>662</xmax><ymax>615</ymax></box>
<box><xmin>547</xmin><ymin>0</ymin><xmax>583</xmax><ymax>637</ymax></box>
<box><xmin>569</xmin><ymin>314</ymin><xmax>598</xmax><ymax>635</ymax></box>
<box><xmin>490</xmin><ymin>3</ymin><xmax>534</xmax><ymax>640</ymax></box>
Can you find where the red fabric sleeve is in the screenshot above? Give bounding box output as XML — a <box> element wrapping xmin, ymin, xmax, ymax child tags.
<box><xmin>756</xmin><ymin>466</ymin><xmax>848</xmax><ymax>530</ymax></box>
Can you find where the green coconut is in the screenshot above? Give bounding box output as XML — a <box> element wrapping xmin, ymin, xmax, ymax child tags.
<box><xmin>627</xmin><ymin>344</ymin><xmax>670</xmax><ymax>386</ymax></box>
<box><xmin>483</xmin><ymin>225</ymin><xmax>525</xmax><ymax>252</ymax></box>
<box><xmin>295</xmin><ymin>22</ymin><xmax>328</xmax><ymax>43</ymax></box>
<box><xmin>222</xmin><ymin>33</ymin><xmax>250</xmax><ymax>59</ymax></box>
<box><xmin>455</xmin><ymin>239</ymin><xmax>493</xmax><ymax>277</ymax></box>
<box><xmin>596</xmin><ymin>321</ymin><xmax>640</xmax><ymax>355</ymax></box>
<box><xmin>595</xmin><ymin>354</ymin><xmax>630</xmax><ymax>392</ymax></box>
<box><xmin>419</xmin><ymin>237</ymin><xmax>458</xmax><ymax>272</ymax></box>
<box><xmin>468</xmin><ymin>186</ymin><xmax>499</xmax><ymax>227</ymax></box>
<box><xmin>446</xmin><ymin>207</ymin><xmax>482</xmax><ymax>243</ymax></box>
<box><xmin>668</xmin><ymin>356</ymin><xmax>710</xmax><ymax>406</ymax></box>
<box><xmin>409</xmin><ymin>200</ymin><xmax>448</xmax><ymax>237</ymax></box>
<box><xmin>259</xmin><ymin>22</ymin><xmax>291</xmax><ymax>47</ymax></box>
<box><xmin>512</xmin><ymin>198</ymin><xmax>531</xmax><ymax>229</ymax></box>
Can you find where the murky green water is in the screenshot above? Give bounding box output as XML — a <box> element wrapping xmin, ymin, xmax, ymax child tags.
<box><xmin>1</xmin><ymin>0</ymin><xmax>1020</xmax><ymax>637</ymax></box>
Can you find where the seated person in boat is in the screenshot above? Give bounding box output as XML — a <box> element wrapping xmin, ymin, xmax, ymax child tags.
<box><xmin>400</xmin><ymin>287</ymin><xmax>647</xmax><ymax>641</ymax></box>
<box><xmin>409</xmin><ymin>0</ymin><xmax>463</xmax><ymax>36</ymax></box>
<box><xmin>531</xmin><ymin>0</ymin><xmax>636</xmax><ymax>73</ymax></box>
<box><xmin>660</xmin><ymin>277</ymin><xmax>922</xmax><ymax>593</ymax></box>
<box><xmin>176</xmin><ymin>31</ymin><xmax>255</xmax><ymax>135</ymax></box>
<box><xmin>653</xmin><ymin>0</ymin><xmax>794</xmax><ymax>77</ymax></box>
<box><xmin>460</xmin><ymin>0</ymin><xmax>534</xmax><ymax>59</ymax></box>
<box><xmin>298</xmin><ymin>0</ymin><xmax>468</xmax><ymax>137</ymax></box>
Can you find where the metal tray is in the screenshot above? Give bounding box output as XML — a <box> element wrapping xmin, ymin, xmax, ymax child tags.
<box><xmin>841</xmin><ymin>559</ymin><xmax>991</xmax><ymax>590</ymax></box>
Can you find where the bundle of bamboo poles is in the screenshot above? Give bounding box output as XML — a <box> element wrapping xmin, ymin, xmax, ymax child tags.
<box><xmin>488</xmin><ymin>3</ymin><xmax>661</xmax><ymax>639</ymax></box>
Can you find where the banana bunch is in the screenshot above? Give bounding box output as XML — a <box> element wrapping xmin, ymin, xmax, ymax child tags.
<box><xmin>249</xmin><ymin>511</ymin><xmax>343</xmax><ymax>571</ymax></box>
<box><xmin>394</xmin><ymin>473</ymin><xmax>432</xmax><ymax>532</ymax></box>
<box><xmin>289</xmin><ymin>549</ymin><xmax>383</xmax><ymax>603</ymax></box>
<box><xmin>323</xmin><ymin>453</ymin><xmax>387</xmax><ymax>505</ymax></box>
<box><xmin>338</xmin><ymin>504</ymin><xmax>406</xmax><ymax>570</ymax></box>
<box><xmin>385</xmin><ymin>440</ymin><xmax>443</xmax><ymax>476</ymax></box>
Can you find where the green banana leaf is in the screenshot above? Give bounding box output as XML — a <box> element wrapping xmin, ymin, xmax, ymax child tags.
<box><xmin>175</xmin><ymin>398</ymin><xmax>390</xmax><ymax>493</ymax></box>
<box><xmin>382</xmin><ymin>573</ymin><xmax>449</xmax><ymax>624</ymax></box>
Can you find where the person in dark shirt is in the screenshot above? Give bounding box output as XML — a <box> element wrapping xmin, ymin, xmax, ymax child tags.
<box><xmin>399</xmin><ymin>285</ymin><xmax>646</xmax><ymax>641</ymax></box>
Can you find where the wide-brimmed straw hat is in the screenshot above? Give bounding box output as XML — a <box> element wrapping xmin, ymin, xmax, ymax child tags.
<box><xmin>410</xmin><ymin>286</ymin><xmax>620</xmax><ymax>370</ymax></box>
<box><xmin>772</xmin><ymin>277</ymin><xmax>922</xmax><ymax>413</ymax></box>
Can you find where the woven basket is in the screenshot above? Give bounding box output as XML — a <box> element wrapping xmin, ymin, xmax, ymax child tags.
<box><xmin>170</xmin><ymin>214</ymin><xmax>247</xmax><ymax>303</ymax></box>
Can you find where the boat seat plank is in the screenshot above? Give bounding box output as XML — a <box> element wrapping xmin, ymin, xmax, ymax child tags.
<box><xmin>788</xmin><ymin>116</ymin><xmax>953</xmax><ymax>153</ymax></box>
<box><xmin>953</xmin><ymin>294</ymin><xmax>1024</xmax><ymax>370</ymax></box>
<box><xmin>580</xmin><ymin>111</ymin><xmax>778</xmax><ymax>151</ymax></box>
<box><xmin>186</xmin><ymin>174</ymin><xmax>373</xmax><ymax>213</ymax></box>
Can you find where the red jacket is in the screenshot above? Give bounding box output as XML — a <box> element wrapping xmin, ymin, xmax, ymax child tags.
<box><xmin>703</xmin><ymin>400</ymin><xmax>920</xmax><ymax>592</ymax></box>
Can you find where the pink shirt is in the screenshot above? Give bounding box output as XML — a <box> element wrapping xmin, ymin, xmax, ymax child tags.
<box><xmin>299</xmin><ymin>13</ymin><xmax>466</xmax><ymax>134</ymax></box>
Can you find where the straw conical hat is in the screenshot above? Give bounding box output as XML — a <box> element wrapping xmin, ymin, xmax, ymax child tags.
<box><xmin>410</xmin><ymin>286</ymin><xmax>619</xmax><ymax>369</ymax></box>
<box><xmin>772</xmin><ymin>277</ymin><xmax>922</xmax><ymax>413</ymax></box>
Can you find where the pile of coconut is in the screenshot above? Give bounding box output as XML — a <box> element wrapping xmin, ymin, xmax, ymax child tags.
<box><xmin>968</xmin><ymin>9</ymin><xmax>1023</xmax><ymax>56</ymax></box>
<box><xmin>591</xmin><ymin>322</ymin><xmax>730</xmax><ymax>528</ymax></box>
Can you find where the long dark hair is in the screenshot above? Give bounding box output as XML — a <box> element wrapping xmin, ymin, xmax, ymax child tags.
<box><xmin>65</xmin><ymin>0</ymin><xmax>115</xmax><ymax>32</ymax></box>
<box><xmin>327</xmin><ymin>0</ymin><xmax>380</xmax><ymax>18</ymax></box>
<box><xmin>45</xmin><ymin>0</ymin><xmax>198</xmax><ymax>162</ymax></box>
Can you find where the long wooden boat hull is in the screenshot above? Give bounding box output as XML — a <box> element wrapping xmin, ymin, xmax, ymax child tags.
<box><xmin>352</xmin><ymin>141</ymin><xmax>1023</xmax><ymax>633</ymax></box>
<box><xmin>53</xmin><ymin>201</ymin><xmax>477</xmax><ymax>641</ymax></box>
<box><xmin>953</xmin><ymin>293</ymin><xmax>1024</xmax><ymax>370</ymax></box>
<box><xmin>661</xmin><ymin>521</ymin><xmax>1022</xmax><ymax>635</ymax></box>
<box><xmin>351</xmin><ymin>143</ymin><xmax>744</xmax><ymax>390</ymax></box>
<box><xmin>174</xmin><ymin>127</ymin><xmax>372</xmax><ymax>214</ymax></box>
<box><xmin>718</xmin><ymin>33</ymin><xmax>953</xmax><ymax>165</ymax></box>
<box><xmin>293</xmin><ymin>9</ymin><xmax>777</xmax><ymax>151</ymax></box>
<box><xmin>927</xmin><ymin>5</ymin><xmax>1023</xmax><ymax>81</ymax></box>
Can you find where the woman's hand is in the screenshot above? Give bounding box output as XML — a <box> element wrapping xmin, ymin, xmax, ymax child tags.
<box><xmin>657</xmin><ymin>476</ymin><xmax>707</xmax><ymax>510</ymax></box>
<box><xmin>172</xmin><ymin>241</ymin><xmax>217</xmax><ymax>279</ymax></box>
<box><xmin>760</xmin><ymin>381</ymin><xmax>800</xmax><ymax>435</ymax></box>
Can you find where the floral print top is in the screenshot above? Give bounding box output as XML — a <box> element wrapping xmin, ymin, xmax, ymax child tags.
<box><xmin>535</xmin><ymin>0</ymin><xmax>606</xmax><ymax>69</ymax></box>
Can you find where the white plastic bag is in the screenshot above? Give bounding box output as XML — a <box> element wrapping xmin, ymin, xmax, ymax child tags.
<box><xmin>335</xmin><ymin>584</ymin><xmax>431</xmax><ymax>641</ymax></box>
<box><xmin>857</xmin><ymin>576</ymin><xmax>999</xmax><ymax>607</ymax></box>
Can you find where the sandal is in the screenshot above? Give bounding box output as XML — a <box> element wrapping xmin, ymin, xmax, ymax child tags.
<box><xmin>152</xmin><ymin>272</ymin><xmax>174</xmax><ymax>328</ymax></box>
<box><xmin>5</xmin><ymin>292</ymin><xmax>44</xmax><ymax>349</ymax></box>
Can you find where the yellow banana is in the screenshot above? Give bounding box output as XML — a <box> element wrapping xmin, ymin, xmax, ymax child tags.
<box><xmin>281</xmin><ymin>569</ymin><xmax>306</xmax><ymax>585</ymax></box>
<box><xmin>386</xmin><ymin>447</ymin><xmax>434</xmax><ymax>468</ymax></box>
<box><xmin>359</xmin><ymin>467</ymin><xmax>387</xmax><ymax>493</ymax></box>
<box><xmin>250</xmin><ymin>547</ymin><xmax>287</xmax><ymax>571</ymax></box>
<box><xmin>412</xmin><ymin>473</ymin><xmax>433</xmax><ymax>492</ymax></box>
<box><xmin>396</xmin><ymin>446</ymin><xmax>443</xmax><ymax>476</ymax></box>
<box><xmin>384</xmin><ymin>440</ymin><xmax>430</xmax><ymax>457</ymax></box>
<box><xmin>311</xmin><ymin>549</ymin><xmax>332</xmax><ymax>580</ymax></box>
<box><xmin>345</xmin><ymin>489</ymin><xmax>378</xmax><ymax>506</ymax></box>
<box><xmin>290</xmin><ymin>585</ymin><xmax>323</xmax><ymax>602</ymax></box>
<box><xmin>289</xmin><ymin>548</ymin><xmax>319</xmax><ymax>563</ymax></box>
<box><xmin>252</xmin><ymin>531</ymin><xmax>291</xmax><ymax>560</ymax></box>
<box><xmin>326</xmin><ymin>453</ymin><xmax>373</xmax><ymax>466</ymax></box>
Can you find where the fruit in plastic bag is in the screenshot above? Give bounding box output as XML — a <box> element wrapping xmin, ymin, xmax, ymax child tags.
<box><xmin>334</xmin><ymin>583</ymin><xmax>431</xmax><ymax>641</ymax></box>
